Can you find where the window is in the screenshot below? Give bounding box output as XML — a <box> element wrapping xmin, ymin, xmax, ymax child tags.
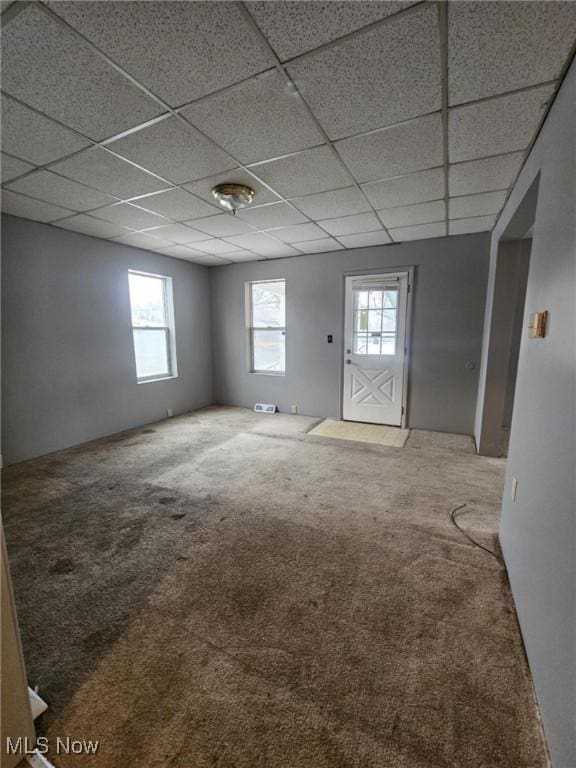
<box><xmin>353</xmin><ymin>284</ymin><xmax>398</xmax><ymax>355</ymax></box>
<box><xmin>128</xmin><ymin>271</ymin><xmax>177</xmax><ymax>382</ymax></box>
<box><xmin>247</xmin><ymin>279</ymin><xmax>286</xmax><ymax>374</ymax></box>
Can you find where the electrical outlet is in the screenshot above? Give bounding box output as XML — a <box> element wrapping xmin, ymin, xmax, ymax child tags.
<box><xmin>167</xmin><ymin>408</ymin><xmax>173</xmax><ymax>418</ymax></box>
<box><xmin>511</xmin><ymin>476</ymin><xmax>518</xmax><ymax>502</ymax></box>
<box><xmin>291</xmin><ymin>405</ymin><xmax>298</xmax><ymax>414</ymax></box>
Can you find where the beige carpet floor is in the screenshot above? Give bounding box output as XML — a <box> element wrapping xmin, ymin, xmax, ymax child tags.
<box><xmin>2</xmin><ymin>407</ymin><xmax>547</xmax><ymax>768</ymax></box>
<box><xmin>309</xmin><ymin>419</ymin><xmax>410</xmax><ymax>447</ymax></box>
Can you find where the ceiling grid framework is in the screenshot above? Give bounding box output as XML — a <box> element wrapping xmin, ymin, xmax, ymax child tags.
<box><xmin>1</xmin><ymin>0</ymin><xmax>575</xmax><ymax>265</ymax></box>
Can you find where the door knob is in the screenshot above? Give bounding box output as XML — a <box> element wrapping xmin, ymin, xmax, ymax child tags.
<box><xmin>345</xmin><ymin>359</ymin><xmax>351</xmax><ymax>365</ymax></box>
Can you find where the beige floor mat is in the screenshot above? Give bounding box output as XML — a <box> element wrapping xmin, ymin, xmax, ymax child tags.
<box><xmin>308</xmin><ymin>419</ymin><xmax>410</xmax><ymax>447</ymax></box>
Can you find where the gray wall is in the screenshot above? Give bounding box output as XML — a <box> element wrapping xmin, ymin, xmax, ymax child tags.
<box><xmin>1</xmin><ymin>214</ymin><xmax>213</xmax><ymax>465</ymax></box>
<box><xmin>475</xmin><ymin>58</ymin><xmax>575</xmax><ymax>768</ymax></box>
<box><xmin>210</xmin><ymin>233</ymin><xmax>490</xmax><ymax>435</ymax></box>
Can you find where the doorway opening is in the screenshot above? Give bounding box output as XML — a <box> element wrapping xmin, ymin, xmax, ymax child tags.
<box><xmin>477</xmin><ymin>177</ymin><xmax>539</xmax><ymax>456</ymax></box>
<box><xmin>342</xmin><ymin>271</ymin><xmax>411</xmax><ymax>427</ymax></box>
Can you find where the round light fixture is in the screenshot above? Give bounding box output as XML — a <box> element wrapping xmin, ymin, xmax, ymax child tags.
<box><xmin>211</xmin><ymin>183</ymin><xmax>256</xmax><ymax>215</ymax></box>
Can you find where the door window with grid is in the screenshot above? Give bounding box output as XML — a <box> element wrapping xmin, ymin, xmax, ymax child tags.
<box><xmin>353</xmin><ymin>284</ymin><xmax>398</xmax><ymax>355</ymax></box>
<box><xmin>248</xmin><ymin>280</ymin><xmax>286</xmax><ymax>374</ymax></box>
<box><xmin>128</xmin><ymin>271</ymin><xmax>177</xmax><ymax>382</ymax></box>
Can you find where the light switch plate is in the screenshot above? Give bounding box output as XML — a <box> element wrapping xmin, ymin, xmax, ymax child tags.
<box><xmin>528</xmin><ymin>311</ymin><xmax>548</xmax><ymax>338</ymax></box>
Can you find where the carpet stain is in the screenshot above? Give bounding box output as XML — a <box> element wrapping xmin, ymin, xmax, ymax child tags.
<box><xmin>2</xmin><ymin>407</ymin><xmax>546</xmax><ymax>768</ymax></box>
<box><xmin>49</xmin><ymin>557</ymin><xmax>76</xmax><ymax>575</ymax></box>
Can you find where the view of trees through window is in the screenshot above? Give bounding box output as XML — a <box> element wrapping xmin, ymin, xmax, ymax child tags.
<box><xmin>128</xmin><ymin>272</ymin><xmax>174</xmax><ymax>381</ymax></box>
<box><xmin>353</xmin><ymin>288</ymin><xmax>398</xmax><ymax>355</ymax></box>
<box><xmin>249</xmin><ymin>280</ymin><xmax>286</xmax><ymax>373</ymax></box>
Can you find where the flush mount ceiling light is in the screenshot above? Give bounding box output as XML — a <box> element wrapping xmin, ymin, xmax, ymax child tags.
<box><xmin>211</xmin><ymin>183</ymin><xmax>256</xmax><ymax>215</ymax></box>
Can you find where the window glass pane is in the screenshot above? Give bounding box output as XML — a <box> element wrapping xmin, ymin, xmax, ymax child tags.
<box><xmin>253</xmin><ymin>329</ymin><xmax>285</xmax><ymax>372</ymax></box>
<box><xmin>251</xmin><ymin>281</ymin><xmax>285</xmax><ymax>327</ymax></box>
<box><xmin>367</xmin><ymin>310</ymin><xmax>383</xmax><ymax>331</ymax></box>
<box><xmin>133</xmin><ymin>328</ymin><xmax>169</xmax><ymax>379</ymax></box>
<box><xmin>353</xmin><ymin>283</ymin><xmax>398</xmax><ymax>355</ymax></box>
<box><xmin>129</xmin><ymin>273</ymin><xmax>166</xmax><ymax>326</ymax></box>
<box><xmin>383</xmin><ymin>289</ymin><xmax>397</xmax><ymax>308</ymax></box>
<box><xmin>354</xmin><ymin>333</ymin><xmax>369</xmax><ymax>355</ymax></box>
<box><xmin>382</xmin><ymin>309</ymin><xmax>397</xmax><ymax>332</ymax></box>
<box><xmin>382</xmin><ymin>336</ymin><xmax>396</xmax><ymax>355</ymax></box>
<box><xmin>367</xmin><ymin>333</ymin><xmax>382</xmax><ymax>354</ymax></box>
<box><xmin>368</xmin><ymin>290</ymin><xmax>383</xmax><ymax>309</ymax></box>
<box><xmin>354</xmin><ymin>308</ymin><xmax>368</xmax><ymax>333</ymax></box>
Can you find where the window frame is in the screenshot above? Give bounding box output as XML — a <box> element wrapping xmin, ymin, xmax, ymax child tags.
<box><xmin>246</xmin><ymin>278</ymin><xmax>286</xmax><ymax>376</ymax></box>
<box><xmin>128</xmin><ymin>270</ymin><xmax>178</xmax><ymax>384</ymax></box>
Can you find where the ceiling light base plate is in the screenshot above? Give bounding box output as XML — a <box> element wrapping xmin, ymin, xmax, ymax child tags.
<box><xmin>212</xmin><ymin>183</ymin><xmax>256</xmax><ymax>215</ymax></box>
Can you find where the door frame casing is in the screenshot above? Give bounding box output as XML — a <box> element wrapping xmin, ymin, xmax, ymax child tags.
<box><xmin>339</xmin><ymin>266</ymin><xmax>414</xmax><ymax>428</ymax></box>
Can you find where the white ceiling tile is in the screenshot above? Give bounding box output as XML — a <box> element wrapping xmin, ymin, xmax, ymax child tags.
<box><xmin>449</xmin><ymin>85</ymin><xmax>555</xmax><ymax>163</ymax></box>
<box><xmin>90</xmin><ymin>202</ymin><xmax>169</xmax><ymax>230</ymax></box>
<box><xmin>223</xmin><ymin>250</ymin><xmax>262</xmax><ymax>263</ymax></box>
<box><xmin>183</xmin><ymin>169</ymin><xmax>280</xmax><ymax>208</ymax></box>
<box><xmin>192</xmin><ymin>239</ymin><xmax>244</xmax><ymax>255</ymax></box>
<box><xmin>450</xmin><ymin>191</ymin><xmax>507</xmax><ymax>219</ymax></box>
<box><xmin>130</xmin><ymin>188</ymin><xmax>218</xmax><ymax>222</ymax></box>
<box><xmin>296</xmin><ymin>238</ymin><xmax>344</xmax><ymax>254</ymax></box>
<box><xmin>264</xmin><ymin>245</ymin><xmax>305</xmax><ymax>259</ymax></box>
<box><xmin>337</xmin><ymin>231</ymin><xmax>392</xmax><ymax>249</ymax></box>
<box><xmin>53</xmin><ymin>213</ymin><xmax>129</xmax><ymax>239</ymax></box>
<box><xmin>362</xmin><ymin>168</ymin><xmax>445</xmax><ymax>209</ymax></box>
<box><xmin>238</xmin><ymin>202</ymin><xmax>307</xmax><ymax>229</ymax></box>
<box><xmin>147</xmin><ymin>222</ymin><xmax>209</xmax><ymax>245</ymax></box>
<box><xmin>250</xmin><ymin>146</ymin><xmax>351</xmax><ymax>198</ymax></box>
<box><xmin>449</xmin><ymin>153</ymin><xmax>524</xmax><ymax>197</ymax></box>
<box><xmin>378</xmin><ymin>200</ymin><xmax>445</xmax><ymax>228</ymax></box>
<box><xmin>181</xmin><ymin>70</ymin><xmax>323</xmax><ymax>164</ymax></box>
<box><xmin>108</xmin><ymin>117</ymin><xmax>236</xmax><ymax>185</ymax></box>
<box><xmin>286</xmin><ymin>5</ymin><xmax>441</xmax><ymax>139</ymax></box>
<box><xmin>1</xmin><ymin>5</ymin><xmax>162</xmax><ymax>140</ymax></box>
<box><xmin>318</xmin><ymin>212</ymin><xmax>382</xmax><ymax>237</ymax></box>
<box><xmin>389</xmin><ymin>222</ymin><xmax>446</xmax><ymax>241</ymax></box>
<box><xmin>336</xmin><ymin>114</ymin><xmax>443</xmax><ymax>183</ymax></box>
<box><xmin>1</xmin><ymin>189</ymin><xmax>74</xmax><ymax>222</ymax></box>
<box><xmin>51</xmin><ymin>148</ymin><xmax>170</xmax><ymax>199</ymax></box>
<box><xmin>449</xmin><ymin>216</ymin><xmax>496</xmax><ymax>236</ymax></box>
<box><xmin>48</xmin><ymin>1</ymin><xmax>272</xmax><ymax>107</ymax></box>
<box><xmin>247</xmin><ymin>1</ymin><xmax>413</xmax><ymax>61</ymax></box>
<box><xmin>155</xmin><ymin>244</ymin><xmax>210</xmax><ymax>259</ymax></box>
<box><xmin>224</xmin><ymin>231</ymin><xmax>299</xmax><ymax>257</ymax></box>
<box><xmin>449</xmin><ymin>1</ymin><xmax>576</xmax><ymax>105</ymax></box>
<box><xmin>111</xmin><ymin>232</ymin><xmax>174</xmax><ymax>251</ymax></box>
<box><xmin>290</xmin><ymin>187</ymin><xmax>370</xmax><ymax>219</ymax></box>
<box><xmin>1</xmin><ymin>97</ymin><xmax>91</xmax><ymax>165</ymax></box>
<box><xmin>7</xmin><ymin>170</ymin><xmax>116</xmax><ymax>212</ymax></box>
<box><xmin>268</xmin><ymin>222</ymin><xmax>327</xmax><ymax>243</ymax></box>
<box><xmin>189</xmin><ymin>214</ymin><xmax>254</xmax><ymax>238</ymax></box>
<box><xmin>1</xmin><ymin>153</ymin><xmax>34</xmax><ymax>182</ymax></box>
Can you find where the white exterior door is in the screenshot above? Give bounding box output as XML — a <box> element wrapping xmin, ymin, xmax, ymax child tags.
<box><xmin>342</xmin><ymin>272</ymin><xmax>409</xmax><ymax>426</ymax></box>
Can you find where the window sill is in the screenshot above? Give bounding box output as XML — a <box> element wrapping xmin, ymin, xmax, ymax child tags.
<box><xmin>137</xmin><ymin>375</ymin><xmax>179</xmax><ymax>385</ymax></box>
<box><xmin>249</xmin><ymin>371</ymin><xmax>286</xmax><ymax>377</ymax></box>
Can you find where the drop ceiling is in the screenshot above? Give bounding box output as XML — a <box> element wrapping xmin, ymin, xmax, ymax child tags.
<box><xmin>1</xmin><ymin>1</ymin><xmax>575</xmax><ymax>266</ymax></box>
